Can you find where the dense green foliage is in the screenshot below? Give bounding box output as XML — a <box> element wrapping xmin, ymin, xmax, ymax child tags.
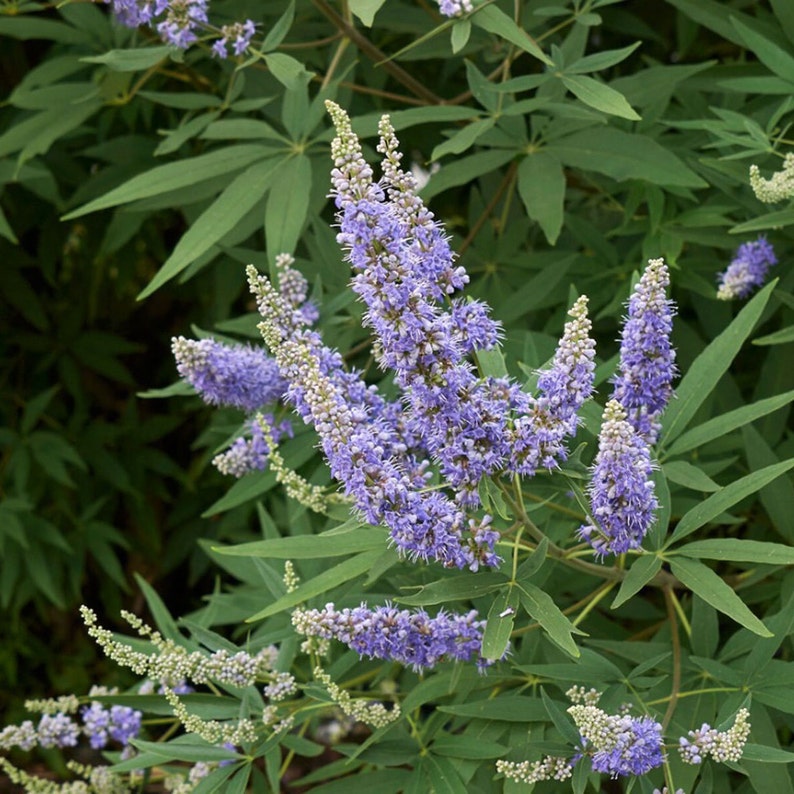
<box><xmin>1</xmin><ymin>0</ymin><xmax>794</xmax><ymax>792</ymax></box>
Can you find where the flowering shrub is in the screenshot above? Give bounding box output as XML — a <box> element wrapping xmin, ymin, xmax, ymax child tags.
<box><xmin>2</xmin><ymin>1</ymin><xmax>794</xmax><ymax>793</ymax></box>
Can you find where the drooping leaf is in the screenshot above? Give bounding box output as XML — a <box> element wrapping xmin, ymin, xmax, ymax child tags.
<box><xmin>547</xmin><ymin>128</ymin><xmax>706</xmax><ymax>187</ymax></box>
<box><xmin>517</xmin><ymin>152</ymin><xmax>566</xmax><ymax>244</ymax></box>
<box><xmin>667</xmin><ymin>458</ymin><xmax>794</xmax><ymax>544</ymax></box>
<box><xmin>669</xmin><ymin>557</ymin><xmax>772</xmax><ymax>636</ymax></box>
<box><xmin>660</xmin><ymin>280</ymin><xmax>777</xmax><ymax>447</ymax></box>
<box><xmin>560</xmin><ymin>74</ymin><xmax>641</xmax><ymax>120</ymax></box>
<box><xmin>138</xmin><ymin>157</ymin><xmax>279</xmax><ymax>298</ymax></box>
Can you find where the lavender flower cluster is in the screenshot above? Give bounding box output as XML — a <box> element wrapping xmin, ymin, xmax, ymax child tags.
<box><xmin>292</xmin><ymin>603</ymin><xmax>487</xmax><ymax>671</ymax></box>
<box><xmin>0</xmin><ymin>699</ymin><xmax>141</xmax><ymax>753</ymax></box>
<box><xmin>717</xmin><ymin>236</ymin><xmax>777</xmax><ymax>300</ymax></box>
<box><xmin>105</xmin><ymin>0</ymin><xmax>256</xmax><ymax>56</ymax></box>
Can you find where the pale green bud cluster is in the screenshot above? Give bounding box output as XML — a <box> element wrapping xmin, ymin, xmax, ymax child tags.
<box><xmin>313</xmin><ymin>666</ymin><xmax>400</xmax><ymax>729</ymax></box>
<box><xmin>749</xmin><ymin>153</ymin><xmax>794</xmax><ymax>202</ymax></box>
<box><xmin>566</xmin><ymin>685</ymin><xmax>602</xmax><ymax>706</ymax></box>
<box><xmin>496</xmin><ymin>756</ymin><xmax>574</xmax><ymax>785</ymax></box>
<box><xmin>24</xmin><ymin>695</ymin><xmax>81</xmax><ymax>715</ymax></box>
<box><xmin>283</xmin><ymin>560</ymin><xmax>300</xmax><ymax>592</ymax></box>
<box><xmin>256</xmin><ymin>415</ymin><xmax>329</xmax><ymax>513</ymax></box>
<box><xmin>161</xmin><ymin>686</ymin><xmax>257</xmax><ymax>745</ymax></box>
<box><xmin>81</xmin><ymin>606</ymin><xmax>279</xmax><ymax>689</ymax></box>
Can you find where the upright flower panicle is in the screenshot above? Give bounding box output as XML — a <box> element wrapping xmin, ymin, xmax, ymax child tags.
<box><xmin>568</xmin><ymin>703</ymin><xmax>664</xmax><ymax>777</ymax></box>
<box><xmin>292</xmin><ymin>602</ymin><xmax>487</xmax><ymax>671</ymax></box>
<box><xmin>326</xmin><ymin>101</ymin><xmax>596</xmax><ymax>506</ymax></box>
<box><xmin>611</xmin><ymin>258</ymin><xmax>676</xmax><ymax>444</ymax></box>
<box><xmin>248</xmin><ymin>265</ymin><xmax>499</xmax><ymax>569</ymax></box>
<box><xmin>716</xmin><ymin>237</ymin><xmax>777</xmax><ymax>300</ymax></box>
<box><xmin>578</xmin><ymin>400</ymin><xmax>658</xmax><ymax>557</ymax></box>
<box><xmin>510</xmin><ymin>296</ymin><xmax>596</xmax><ymax>474</ymax></box>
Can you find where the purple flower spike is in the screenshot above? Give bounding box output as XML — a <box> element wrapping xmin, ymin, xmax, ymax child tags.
<box><xmin>578</xmin><ymin>400</ymin><xmax>658</xmax><ymax>557</ymax></box>
<box><xmin>248</xmin><ymin>266</ymin><xmax>499</xmax><ymax>570</ymax></box>
<box><xmin>172</xmin><ymin>337</ymin><xmax>286</xmax><ymax>413</ymax></box>
<box><xmin>511</xmin><ymin>296</ymin><xmax>596</xmax><ymax>475</ymax></box>
<box><xmin>717</xmin><ymin>236</ymin><xmax>777</xmax><ymax>300</ymax></box>
<box><xmin>611</xmin><ymin>258</ymin><xmax>677</xmax><ymax>444</ymax></box>
<box><xmin>293</xmin><ymin>602</ymin><xmax>488</xmax><ymax>671</ymax></box>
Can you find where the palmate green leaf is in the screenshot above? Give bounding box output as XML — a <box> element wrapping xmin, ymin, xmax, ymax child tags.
<box><xmin>131</xmin><ymin>737</ymin><xmax>241</xmax><ymax>764</ymax></box>
<box><xmin>133</xmin><ymin>572</ymin><xmax>182</xmax><ymax>640</ymax></box>
<box><xmin>663</xmin><ymin>461</ymin><xmax>721</xmax><ymax>492</ymax></box>
<box><xmin>566</xmin><ymin>41</ymin><xmax>642</xmax><ymax>74</ymax></box>
<box><xmin>0</xmin><ymin>204</ymin><xmax>18</xmax><ymax>244</ymax></box>
<box><xmin>81</xmin><ymin>45</ymin><xmax>174</xmax><ymax>71</ymax></box>
<box><xmin>517</xmin><ymin>152</ymin><xmax>566</xmax><ymax>244</ymax></box>
<box><xmin>741</xmin><ymin>743</ymin><xmax>794</xmax><ymax>763</ymax></box>
<box><xmin>265</xmin><ymin>154</ymin><xmax>312</xmax><ymax>263</ymax></box>
<box><xmin>667</xmin><ymin>458</ymin><xmax>794</xmax><ymax>545</ymax></box>
<box><xmin>154</xmin><ymin>112</ymin><xmax>220</xmax><ymax>157</ymax></box>
<box><xmin>547</xmin><ymin>128</ymin><xmax>706</xmax><ymax>187</ymax></box>
<box><xmin>64</xmin><ymin>145</ymin><xmax>271</xmax><ymax>218</ymax></box>
<box><xmin>0</xmin><ymin>100</ymin><xmax>101</xmax><ymax>164</ymax></box>
<box><xmin>731</xmin><ymin>18</ymin><xmax>794</xmax><ymax>83</ymax></box>
<box><xmin>439</xmin><ymin>695</ymin><xmax>548</xmax><ymax>722</ymax></box>
<box><xmin>612</xmin><ymin>555</ymin><xmax>663</xmax><ymax>608</ymax></box>
<box><xmin>214</xmin><ymin>525</ymin><xmax>388</xmax><ymax>560</ymax></box>
<box><xmin>754</xmin><ymin>324</ymin><xmax>794</xmax><ymax>346</ymax></box>
<box><xmin>396</xmin><ymin>572</ymin><xmax>506</xmax><ymax>606</ymax></box>
<box><xmin>676</xmin><ymin>539</ymin><xmax>794</xmax><ymax>565</ymax></box>
<box><xmin>730</xmin><ymin>207</ymin><xmax>794</xmax><ymax>233</ymax></box>
<box><xmin>664</xmin><ymin>389</ymin><xmax>794</xmax><ymax>457</ymax></box>
<box><xmin>482</xmin><ymin>587</ymin><xmax>518</xmax><ymax>660</ymax></box>
<box><xmin>246</xmin><ymin>549</ymin><xmax>383</xmax><ymax>621</ymax></box>
<box><xmin>203</xmin><ymin>471</ymin><xmax>276</xmax><ymax>516</ymax></box>
<box><xmin>349</xmin><ymin>0</ymin><xmax>387</xmax><ymax>27</ymax></box>
<box><xmin>422</xmin><ymin>149</ymin><xmax>515</xmax><ymax>200</ymax></box>
<box><xmin>0</xmin><ymin>16</ymin><xmax>90</xmax><ymax>43</ymax></box>
<box><xmin>660</xmin><ymin>280</ymin><xmax>777</xmax><ymax>448</ymax></box>
<box><xmin>472</xmin><ymin>4</ymin><xmax>553</xmax><ymax>66</ymax></box>
<box><xmin>560</xmin><ymin>74</ymin><xmax>640</xmax><ymax>120</ymax></box>
<box><xmin>519</xmin><ymin>583</ymin><xmax>583</xmax><ymax>657</ymax></box>
<box><xmin>424</xmin><ymin>754</ymin><xmax>468</xmax><ymax>794</ymax></box>
<box><xmin>431</xmin><ymin>736</ymin><xmax>507</xmax><ymax>760</ymax></box>
<box><xmin>669</xmin><ymin>558</ymin><xmax>772</xmax><ymax>637</ymax></box>
<box><xmin>451</xmin><ymin>19</ymin><xmax>471</xmax><ymax>54</ymax></box>
<box><xmin>262</xmin><ymin>52</ymin><xmax>313</xmax><ymax>90</ymax></box>
<box><xmin>431</xmin><ymin>118</ymin><xmax>495</xmax><ymax>161</ymax></box>
<box><xmin>310</xmin><ymin>769</ymin><xmax>411</xmax><ymax>794</ymax></box>
<box><xmin>665</xmin><ymin>0</ymin><xmax>754</xmax><ymax>47</ymax></box>
<box><xmin>541</xmin><ymin>688</ymin><xmax>581</xmax><ymax>745</ymax></box>
<box><xmin>743</xmin><ymin>425</ymin><xmax>794</xmax><ymax>542</ymax></box>
<box><xmin>139</xmin><ymin>157</ymin><xmax>279</xmax><ymax>298</ymax></box>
